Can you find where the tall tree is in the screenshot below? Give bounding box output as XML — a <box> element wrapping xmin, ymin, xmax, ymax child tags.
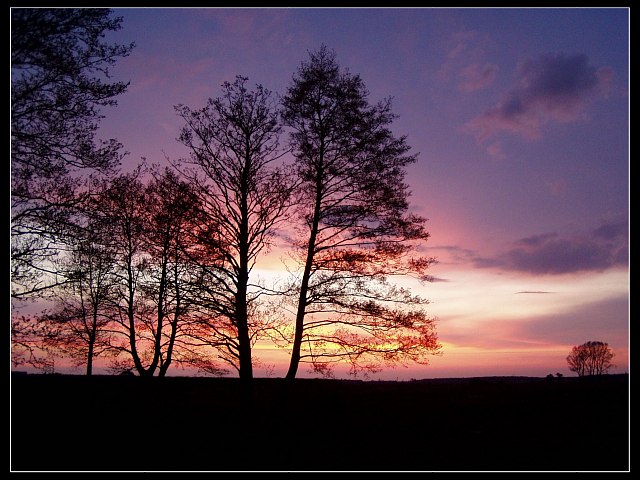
<box><xmin>282</xmin><ymin>46</ymin><xmax>440</xmax><ymax>379</ymax></box>
<box><xmin>11</xmin><ymin>8</ymin><xmax>134</xmax><ymax>298</ymax></box>
<box><xmin>175</xmin><ymin>76</ymin><xmax>292</xmax><ymax>383</ymax></box>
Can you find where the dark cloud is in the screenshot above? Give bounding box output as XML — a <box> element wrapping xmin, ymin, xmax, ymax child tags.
<box><xmin>507</xmin><ymin>238</ymin><xmax>611</xmax><ymax>273</ymax></box>
<box><xmin>519</xmin><ymin>53</ymin><xmax>601</xmax><ymax>106</ymax></box>
<box><xmin>467</xmin><ymin>52</ymin><xmax>614</xmax><ymax>140</ymax></box>
<box><xmin>436</xmin><ymin>219</ymin><xmax>627</xmax><ymax>275</ymax></box>
<box><xmin>429</xmin><ymin>276</ymin><xmax>450</xmax><ymax>283</ymax></box>
<box><xmin>505</xmin><ymin>231</ymin><xmax>629</xmax><ymax>275</ymax></box>
<box><xmin>467</xmin><ymin>222</ymin><xmax>628</xmax><ymax>275</ymax></box>
<box><xmin>506</xmin><ymin>236</ymin><xmax>613</xmax><ymax>274</ymax></box>
<box><xmin>593</xmin><ymin>221</ymin><xmax>628</xmax><ymax>241</ymax></box>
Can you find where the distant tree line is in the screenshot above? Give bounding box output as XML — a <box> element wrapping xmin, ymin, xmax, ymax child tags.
<box><xmin>11</xmin><ymin>8</ymin><xmax>441</xmax><ymax>382</ymax></box>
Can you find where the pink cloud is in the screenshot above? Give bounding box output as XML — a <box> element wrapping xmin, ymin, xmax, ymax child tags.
<box><xmin>467</xmin><ymin>53</ymin><xmax>614</xmax><ymax>141</ymax></box>
<box><xmin>438</xmin><ymin>29</ymin><xmax>498</xmax><ymax>93</ymax></box>
<box><xmin>545</xmin><ymin>178</ymin><xmax>567</xmax><ymax>196</ymax></box>
<box><xmin>459</xmin><ymin>62</ymin><xmax>499</xmax><ymax>92</ymax></box>
<box><xmin>486</xmin><ymin>140</ymin><xmax>507</xmax><ymax>160</ymax></box>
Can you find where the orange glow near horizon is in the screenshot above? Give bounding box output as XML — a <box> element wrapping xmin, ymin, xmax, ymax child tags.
<box><xmin>11</xmin><ymin>206</ymin><xmax>628</xmax><ymax>380</ymax></box>
<box><xmin>13</xmin><ymin>263</ymin><xmax>627</xmax><ymax>380</ymax></box>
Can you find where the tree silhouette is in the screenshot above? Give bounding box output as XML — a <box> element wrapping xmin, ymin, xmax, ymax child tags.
<box><xmin>175</xmin><ymin>76</ymin><xmax>293</xmax><ymax>383</ymax></box>
<box><xmin>86</xmin><ymin>166</ymin><xmax>214</xmax><ymax>377</ymax></box>
<box><xmin>282</xmin><ymin>46</ymin><xmax>440</xmax><ymax>379</ymax></box>
<box><xmin>11</xmin><ymin>314</ymin><xmax>63</xmax><ymax>372</ymax></box>
<box><xmin>143</xmin><ymin>167</ymin><xmax>213</xmax><ymax>377</ymax></box>
<box><xmin>38</xmin><ymin>223</ymin><xmax>118</xmax><ymax>375</ymax></box>
<box><xmin>11</xmin><ymin>8</ymin><xmax>133</xmax><ymax>299</ymax></box>
<box><xmin>567</xmin><ymin>341</ymin><xmax>615</xmax><ymax>377</ymax></box>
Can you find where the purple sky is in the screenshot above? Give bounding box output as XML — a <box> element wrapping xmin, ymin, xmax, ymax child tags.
<box><xmin>95</xmin><ymin>7</ymin><xmax>628</xmax><ymax>379</ymax></box>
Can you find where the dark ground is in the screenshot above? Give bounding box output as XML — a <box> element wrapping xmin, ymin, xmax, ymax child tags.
<box><xmin>10</xmin><ymin>373</ymin><xmax>629</xmax><ymax>472</ymax></box>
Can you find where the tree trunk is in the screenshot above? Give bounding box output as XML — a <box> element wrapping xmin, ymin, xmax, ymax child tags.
<box><xmin>286</xmin><ymin>166</ymin><xmax>323</xmax><ymax>380</ymax></box>
<box><xmin>86</xmin><ymin>338</ymin><xmax>94</xmax><ymax>376</ymax></box>
<box><xmin>237</xmin><ymin>158</ymin><xmax>253</xmax><ymax>384</ymax></box>
<box><xmin>125</xmin><ymin>247</ymin><xmax>153</xmax><ymax>377</ymax></box>
<box><xmin>285</xmin><ymin>256</ymin><xmax>313</xmax><ymax>380</ymax></box>
<box><xmin>86</xmin><ymin>300</ymin><xmax>99</xmax><ymax>376</ymax></box>
<box><xmin>158</xmin><ymin>248</ymin><xmax>183</xmax><ymax>378</ymax></box>
<box><xmin>158</xmin><ymin>300</ymin><xmax>178</xmax><ymax>378</ymax></box>
<box><xmin>148</xmin><ymin>249</ymin><xmax>169</xmax><ymax>375</ymax></box>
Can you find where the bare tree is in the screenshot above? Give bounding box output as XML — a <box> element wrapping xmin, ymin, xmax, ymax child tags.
<box><xmin>567</xmin><ymin>341</ymin><xmax>615</xmax><ymax>377</ymax></box>
<box><xmin>281</xmin><ymin>46</ymin><xmax>440</xmax><ymax>379</ymax></box>
<box><xmin>175</xmin><ymin>76</ymin><xmax>293</xmax><ymax>383</ymax></box>
<box><xmin>143</xmin><ymin>167</ymin><xmax>214</xmax><ymax>377</ymax></box>
<box><xmin>38</xmin><ymin>226</ymin><xmax>118</xmax><ymax>375</ymax></box>
<box><xmin>91</xmin><ymin>169</ymin><xmax>147</xmax><ymax>373</ymax></box>
<box><xmin>90</xmin><ymin>166</ymin><xmax>212</xmax><ymax>377</ymax></box>
<box><xmin>11</xmin><ymin>8</ymin><xmax>133</xmax><ymax>298</ymax></box>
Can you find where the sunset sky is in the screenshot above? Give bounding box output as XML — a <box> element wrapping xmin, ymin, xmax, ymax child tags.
<box><xmin>90</xmin><ymin>7</ymin><xmax>630</xmax><ymax>379</ymax></box>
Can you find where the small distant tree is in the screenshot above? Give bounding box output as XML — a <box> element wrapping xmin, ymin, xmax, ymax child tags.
<box><xmin>567</xmin><ymin>341</ymin><xmax>614</xmax><ymax>377</ymax></box>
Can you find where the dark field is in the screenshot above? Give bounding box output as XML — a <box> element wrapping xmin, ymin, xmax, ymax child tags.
<box><xmin>10</xmin><ymin>373</ymin><xmax>629</xmax><ymax>472</ymax></box>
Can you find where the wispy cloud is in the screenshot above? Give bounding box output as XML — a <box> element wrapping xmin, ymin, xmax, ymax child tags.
<box><xmin>439</xmin><ymin>29</ymin><xmax>499</xmax><ymax>93</ymax></box>
<box><xmin>429</xmin><ymin>276</ymin><xmax>450</xmax><ymax>283</ymax></box>
<box><xmin>516</xmin><ymin>295</ymin><xmax>629</xmax><ymax>347</ymax></box>
<box><xmin>458</xmin><ymin>62</ymin><xmax>500</xmax><ymax>92</ymax></box>
<box><xmin>427</xmin><ymin>245</ymin><xmax>502</xmax><ymax>269</ymax></box>
<box><xmin>466</xmin><ymin>52</ymin><xmax>614</xmax><ymax>141</ymax></box>
<box><xmin>442</xmin><ymin>295</ymin><xmax>628</xmax><ymax>354</ymax></box>
<box><xmin>486</xmin><ymin>141</ymin><xmax>507</xmax><ymax>160</ymax></box>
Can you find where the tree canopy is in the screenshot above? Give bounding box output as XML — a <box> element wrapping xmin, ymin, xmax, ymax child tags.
<box><xmin>11</xmin><ymin>8</ymin><xmax>134</xmax><ymax>298</ymax></box>
<box><xmin>281</xmin><ymin>46</ymin><xmax>440</xmax><ymax>379</ymax></box>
